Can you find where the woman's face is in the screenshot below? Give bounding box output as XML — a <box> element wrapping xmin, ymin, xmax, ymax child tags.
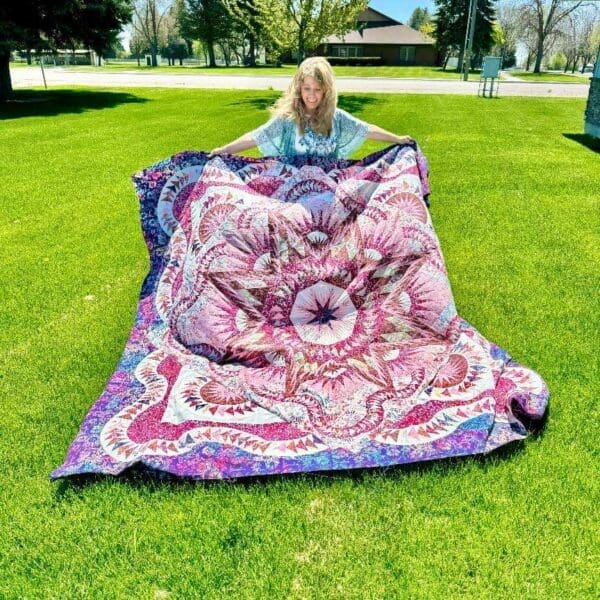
<box><xmin>300</xmin><ymin>75</ymin><xmax>324</xmax><ymax>115</ymax></box>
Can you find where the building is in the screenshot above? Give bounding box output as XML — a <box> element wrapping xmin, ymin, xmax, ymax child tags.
<box><xmin>317</xmin><ymin>7</ymin><xmax>436</xmax><ymax>66</ymax></box>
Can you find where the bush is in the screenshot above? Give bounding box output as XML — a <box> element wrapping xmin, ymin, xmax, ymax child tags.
<box><xmin>546</xmin><ymin>52</ymin><xmax>567</xmax><ymax>70</ymax></box>
<box><xmin>324</xmin><ymin>56</ymin><xmax>385</xmax><ymax>67</ymax></box>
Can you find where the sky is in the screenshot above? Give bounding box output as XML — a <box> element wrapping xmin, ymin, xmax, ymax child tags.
<box><xmin>369</xmin><ymin>0</ymin><xmax>437</xmax><ymax>25</ymax></box>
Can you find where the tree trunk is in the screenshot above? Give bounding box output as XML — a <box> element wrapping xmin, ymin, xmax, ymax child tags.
<box><xmin>248</xmin><ymin>36</ymin><xmax>256</xmax><ymax>67</ymax></box>
<box><xmin>151</xmin><ymin>38</ymin><xmax>158</xmax><ymax>67</ymax></box>
<box><xmin>457</xmin><ymin>47</ymin><xmax>465</xmax><ymax>73</ymax></box>
<box><xmin>219</xmin><ymin>44</ymin><xmax>230</xmax><ymax>67</ymax></box>
<box><xmin>207</xmin><ymin>44</ymin><xmax>216</xmax><ymax>67</ymax></box>
<box><xmin>298</xmin><ymin>23</ymin><xmax>305</xmax><ymax>65</ymax></box>
<box><xmin>26</xmin><ymin>49</ymin><xmax>32</xmax><ymax>65</ymax></box>
<box><xmin>0</xmin><ymin>50</ymin><xmax>13</xmax><ymax>102</ymax></box>
<box><xmin>533</xmin><ymin>31</ymin><xmax>544</xmax><ymax>73</ymax></box>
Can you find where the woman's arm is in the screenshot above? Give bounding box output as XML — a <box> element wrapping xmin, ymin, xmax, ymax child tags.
<box><xmin>210</xmin><ymin>132</ymin><xmax>257</xmax><ymax>155</ymax></box>
<box><xmin>366</xmin><ymin>124</ymin><xmax>413</xmax><ymax>145</ymax></box>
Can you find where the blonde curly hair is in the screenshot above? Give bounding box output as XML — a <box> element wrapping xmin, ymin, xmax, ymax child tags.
<box><xmin>271</xmin><ymin>57</ymin><xmax>337</xmax><ymax>137</ymax></box>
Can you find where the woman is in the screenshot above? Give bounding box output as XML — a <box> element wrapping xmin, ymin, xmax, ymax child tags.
<box><xmin>211</xmin><ymin>56</ymin><xmax>413</xmax><ymax>158</ymax></box>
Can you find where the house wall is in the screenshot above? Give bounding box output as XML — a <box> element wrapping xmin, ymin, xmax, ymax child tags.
<box><xmin>317</xmin><ymin>44</ymin><xmax>436</xmax><ymax>66</ymax></box>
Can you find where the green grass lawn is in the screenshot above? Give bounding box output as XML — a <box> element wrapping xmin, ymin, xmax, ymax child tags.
<box><xmin>1</xmin><ymin>87</ymin><xmax>598</xmax><ymax>599</ymax></box>
<box><xmin>511</xmin><ymin>71</ymin><xmax>592</xmax><ymax>83</ymax></box>
<box><xmin>10</xmin><ymin>61</ymin><xmax>475</xmax><ymax>79</ymax></box>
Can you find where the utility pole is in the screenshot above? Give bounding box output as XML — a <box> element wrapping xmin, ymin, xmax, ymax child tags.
<box><xmin>462</xmin><ymin>0</ymin><xmax>478</xmax><ymax>81</ymax></box>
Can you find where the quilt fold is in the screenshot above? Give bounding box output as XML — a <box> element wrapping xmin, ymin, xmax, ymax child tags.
<box><xmin>51</xmin><ymin>144</ymin><xmax>548</xmax><ymax>480</ymax></box>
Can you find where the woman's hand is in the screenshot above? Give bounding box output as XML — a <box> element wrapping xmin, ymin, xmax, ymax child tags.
<box><xmin>366</xmin><ymin>124</ymin><xmax>414</xmax><ymax>145</ymax></box>
<box><xmin>207</xmin><ymin>134</ymin><xmax>257</xmax><ymax>158</ymax></box>
<box><xmin>208</xmin><ymin>147</ymin><xmax>224</xmax><ymax>157</ymax></box>
<box><xmin>396</xmin><ymin>135</ymin><xmax>414</xmax><ymax>145</ymax></box>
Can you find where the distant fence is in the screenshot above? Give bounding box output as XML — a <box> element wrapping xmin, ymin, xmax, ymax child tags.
<box><xmin>105</xmin><ymin>58</ymin><xmax>246</xmax><ymax>67</ymax></box>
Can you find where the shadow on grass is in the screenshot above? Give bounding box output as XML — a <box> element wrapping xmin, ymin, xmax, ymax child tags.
<box><xmin>52</xmin><ymin>404</ymin><xmax>550</xmax><ymax>498</ymax></box>
<box><xmin>0</xmin><ymin>89</ymin><xmax>149</xmax><ymax>121</ymax></box>
<box><xmin>337</xmin><ymin>94</ymin><xmax>383</xmax><ymax>115</ymax></box>
<box><xmin>227</xmin><ymin>95</ymin><xmax>279</xmax><ymax>111</ymax></box>
<box><xmin>563</xmin><ymin>133</ymin><xmax>600</xmax><ymax>153</ymax></box>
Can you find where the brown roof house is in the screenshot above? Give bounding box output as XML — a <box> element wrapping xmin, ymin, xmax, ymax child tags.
<box><xmin>317</xmin><ymin>7</ymin><xmax>436</xmax><ymax>66</ymax></box>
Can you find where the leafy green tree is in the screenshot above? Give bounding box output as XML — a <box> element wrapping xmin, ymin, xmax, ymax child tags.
<box><xmin>420</xmin><ymin>20</ymin><xmax>435</xmax><ymax>39</ymax></box>
<box><xmin>222</xmin><ymin>0</ymin><xmax>272</xmax><ymax>66</ymax></box>
<box><xmin>178</xmin><ymin>0</ymin><xmax>231</xmax><ymax>67</ymax></box>
<box><xmin>286</xmin><ymin>0</ymin><xmax>369</xmax><ymax>63</ymax></box>
<box><xmin>433</xmin><ymin>0</ymin><xmax>496</xmax><ymax>70</ymax></box>
<box><xmin>226</xmin><ymin>0</ymin><xmax>368</xmax><ymax>64</ymax></box>
<box><xmin>0</xmin><ymin>0</ymin><xmax>132</xmax><ymax>100</ymax></box>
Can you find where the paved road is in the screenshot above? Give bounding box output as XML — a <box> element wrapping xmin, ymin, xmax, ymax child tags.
<box><xmin>11</xmin><ymin>67</ymin><xmax>591</xmax><ymax>98</ymax></box>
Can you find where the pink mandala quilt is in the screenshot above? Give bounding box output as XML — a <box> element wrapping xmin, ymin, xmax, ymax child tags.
<box><xmin>51</xmin><ymin>144</ymin><xmax>549</xmax><ymax>480</ymax></box>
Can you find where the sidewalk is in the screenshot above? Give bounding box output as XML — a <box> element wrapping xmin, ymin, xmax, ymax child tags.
<box><xmin>11</xmin><ymin>67</ymin><xmax>591</xmax><ymax>98</ymax></box>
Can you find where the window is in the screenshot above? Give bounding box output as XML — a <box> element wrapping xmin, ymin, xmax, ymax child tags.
<box><xmin>400</xmin><ymin>46</ymin><xmax>416</xmax><ymax>63</ymax></box>
<box><xmin>331</xmin><ymin>46</ymin><xmax>364</xmax><ymax>58</ymax></box>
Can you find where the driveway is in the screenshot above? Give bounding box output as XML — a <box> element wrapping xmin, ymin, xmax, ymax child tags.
<box><xmin>11</xmin><ymin>66</ymin><xmax>591</xmax><ymax>98</ymax></box>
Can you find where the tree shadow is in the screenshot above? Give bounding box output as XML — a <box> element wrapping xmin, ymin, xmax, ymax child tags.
<box><xmin>227</xmin><ymin>94</ymin><xmax>383</xmax><ymax>115</ymax></box>
<box><xmin>227</xmin><ymin>95</ymin><xmax>279</xmax><ymax>111</ymax></box>
<box><xmin>563</xmin><ymin>133</ymin><xmax>600</xmax><ymax>153</ymax></box>
<box><xmin>0</xmin><ymin>89</ymin><xmax>149</xmax><ymax>121</ymax></box>
<box><xmin>52</xmin><ymin>406</ymin><xmax>549</xmax><ymax>498</ymax></box>
<box><xmin>337</xmin><ymin>94</ymin><xmax>383</xmax><ymax>115</ymax></box>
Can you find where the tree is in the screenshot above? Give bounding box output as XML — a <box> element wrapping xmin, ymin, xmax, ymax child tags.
<box><xmin>132</xmin><ymin>0</ymin><xmax>172</xmax><ymax>67</ymax></box>
<box><xmin>222</xmin><ymin>0</ymin><xmax>277</xmax><ymax>66</ymax></box>
<box><xmin>494</xmin><ymin>2</ymin><xmax>521</xmax><ymax>68</ymax></box>
<box><xmin>434</xmin><ymin>0</ymin><xmax>496</xmax><ymax>71</ymax></box>
<box><xmin>558</xmin><ymin>5</ymin><xmax>599</xmax><ymax>72</ymax></box>
<box><xmin>129</xmin><ymin>29</ymin><xmax>149</xmax><ymax>65</ymax></box>
<box><xmin>0</xmin><ymin>0</ymin><xmax>132</xmax><ymax>101</ymax></box>
<box><xmin>227</xmin><ymin>0</ymin><xmax>368</xmax><ymax>64</ymax></box>
<box><xmin>419</xmin><ymin>21</ymin><xmax>436</xmax><ymax>39</ymax></box>
<box><xmin>586</xmin><ymin>21</ymin><xmax>600</xmax><ymax>71</ymax></box>
<box><xmin>285</xmin><ymin>0</ymin><xmax>369</xmax><ymax>63</ymax></box>
<box><xmin>159</xmin><ymin>1</ymin><xmax>189</xmax><ymax>65</ymax></box>
<box><xmin>172</xmin><ymin>0</ymin><xmax>195</xmax><ymax>62</ymax></box>
<box><xmin>409</xmin><ymin>7</ymin><xmax>432</xmax><ymax>31</ymax></box>
<box><xmin>178</xmin><ymin>0</ymin><xmax>231</xmax><ymax>67</ymax></box>
<box><xmin>518</xmin><ymin>0</ymin><xmax>587</xmax><ymax>73</ymax></box>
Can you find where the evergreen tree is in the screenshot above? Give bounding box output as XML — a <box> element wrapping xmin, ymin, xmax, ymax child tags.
<box><xmin>409</xmin><ymin>7</ymin><xmax>431</xmax><ymax>31</ymax></box>
<box><xmin>433</xmin><ymin>0</ymin><xmax>495</xmax><ymax>70</ymax></box>
<box><xmin>223</xmin><ymin>1</ymin><xmax>264</xmax><ymax>66</ymax></box>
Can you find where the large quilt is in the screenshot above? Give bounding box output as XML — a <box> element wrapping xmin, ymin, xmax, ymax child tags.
<box><xmin>51</xmin><ymin>144</ymin><xmax>549</xmax><ymax>480</ymax></box>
